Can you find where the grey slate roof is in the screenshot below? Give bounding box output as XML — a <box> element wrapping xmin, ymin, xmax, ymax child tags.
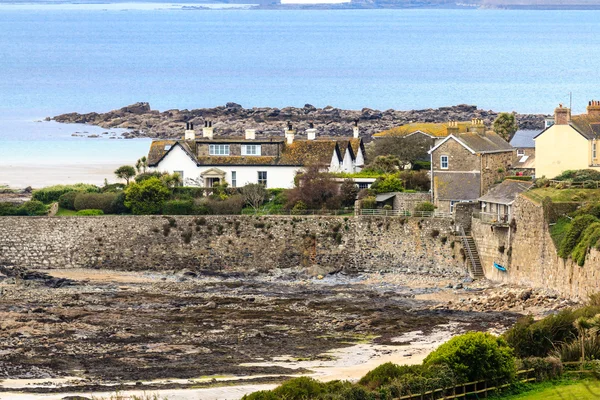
<box><xmin>435</xmin><ymin>172</ymin><xmax>481</xmax><ymax>201</ymax></box>
<box><xmin>478</xmin><ymin>179</ymin><xmax>534</xmax><ymax>205</ymax></box>
<box><xmin>376</xmin><ymin>193</ymin><xmax>398</xmax><ymax>202</ymax></box>
<box><xmin>455</xmin><ymin>131</ymin><xmax>514</xmax><ymax>153</ymax></box>
<box><xmin>510</xmin><ymin>130</ymin><xmax>539</xmax><ymax>148</ymax></box>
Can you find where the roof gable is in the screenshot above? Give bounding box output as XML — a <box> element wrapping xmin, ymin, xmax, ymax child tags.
<box><xmin>428</xmin><ymin>135</ymin><xmax>476</xmax><ymax>155</ymax></box>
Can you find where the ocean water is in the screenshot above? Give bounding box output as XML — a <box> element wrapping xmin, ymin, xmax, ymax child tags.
<box><xmin>1</xmin><ymin>4</ymin><xmax>600</xmax><ymax>178</ymax></box>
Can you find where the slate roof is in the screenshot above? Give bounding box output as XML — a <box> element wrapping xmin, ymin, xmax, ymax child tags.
<box><xmin>570</xmin><ymin>115</ymin><xmax>600</xmax><ymax>140</ymax></box>
<box><xmin>478</xmin><ymin>179</ymin><xmax>534</xmax><ymax>205</ymax></box>
<box><xmin>510</xmin><ymin>130</ymin><xmax>539</xmax><ymax>148</ymax></box>
<box><xmin>435</xmin><ymin>172</ymin><xmax>481</xmax><ymax>201</ymax></box>
<box><xmin>455</xmin><ymin>131</ymin><xmax>514</xmax><ymax>153</ymax></box>
<box><xmin>513</xmin><ymin>154</ymin><xmax>535</xmax><ymax>170</ymax></box>
<box><xmin>376</xmin><ymin>192</ymin><xmax>398</xmax><ymax>202</ymax></box>
<box><xmin>147</xmin><ymin>140</ymin><xmax>197</xmax><ymax>166</ymax></box>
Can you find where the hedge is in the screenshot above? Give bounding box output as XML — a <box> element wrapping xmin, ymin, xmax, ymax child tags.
<box><xmin>0</xmin><ymin>201</ymin><xmax>46</xmax><ymax>216</ymax></box>
<box><xmin>162</xmin><ymin>200</ymin><xmax>195</xmax><ymax>215</ymax></box>
<box><xmin>32</xmin><ymin>183</ymin><xmax>99</xmax><ymax>203</ymax></box>
<box><xmin>58</xmin><ymin>191</ymin><xmax>79</xmax><ymax>210</ymax></box>
<box><xmin>76</xmin><ymin>209</ymin><xmax>104</xmax><ymax>216</ymax></box>
<box><xmin>74</xmin><ymin>193</ymin><xmax>119</xmax><ymax>214</ymax></box>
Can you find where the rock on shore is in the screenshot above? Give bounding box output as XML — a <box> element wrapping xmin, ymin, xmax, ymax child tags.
<box><xmin>52</xmin><ymin>102</ymin><xmax>547</xmax><ymax>140</ymax></box>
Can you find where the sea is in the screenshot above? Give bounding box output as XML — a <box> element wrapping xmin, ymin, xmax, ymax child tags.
<box><xmin>1</xmin><ymin>2</ymin><xmax>600</xmax><ymax>184</ymax></box>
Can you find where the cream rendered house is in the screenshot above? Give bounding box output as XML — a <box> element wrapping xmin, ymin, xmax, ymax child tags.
<box><xmin>535</xmin><ymin>102</ymin><xmax>600</xmax><ymax>179</ymax></box>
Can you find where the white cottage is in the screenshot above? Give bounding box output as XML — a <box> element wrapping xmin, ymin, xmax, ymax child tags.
<box><xmin>147</xmin><ymin>122</ymin><xmax>366</xmax><ymax>189</ymax></box>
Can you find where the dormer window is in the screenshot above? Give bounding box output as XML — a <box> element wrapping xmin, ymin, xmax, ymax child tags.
<box><xmin>242</xmin><ymin>144</ymin><xmax>261</xmax><ymax>156</ymax></box>
<box><xmin>209</xmin><ymin>144</ymin><xmax>230</xmax><ymax>156</ymax></box>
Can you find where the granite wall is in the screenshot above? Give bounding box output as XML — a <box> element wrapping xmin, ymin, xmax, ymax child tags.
<box><xmin>0</xmin><ymin>215</ymin><xmax>466</xmax><ymax>277</ymax></box>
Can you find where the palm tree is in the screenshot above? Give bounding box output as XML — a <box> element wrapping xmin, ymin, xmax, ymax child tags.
<box><xmin>575</xmin><ymin>317</ymin><xmax>593</xmax><ymax>365</ymax></box>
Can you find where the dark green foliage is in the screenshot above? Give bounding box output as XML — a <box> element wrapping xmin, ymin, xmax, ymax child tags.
<box><xmin>557</xmin><ymin>215</ymin><xmax>599</xmax><ymax>258</ymax></box>
<box><xmin>58</xmin><ymin>191</ymin><xmax>79</xmax><ymax>210</ymax></box>
<box><xmin>361</xmin><ymin>196</ymin><xmax>376</xmax><ymax>209</ymax></box>
<box><xmin>134</xmin><ymin>171</ymin><xmax>164</xmax><ymax>183</ymax></box>
<box><xmin>398</xmin><ymin>170</ymin><xmax>430</xmax><ymax>191</ymax></box>
<box><xmin>572</xmin><ymin>203</ymin><xmax>600</xmax><ymax>219</ymax></box>
<box><xmin>181</xmin><ymin>230</ymin><xmax>193</xmax><ymax>244</ymax></box>
<box><xmin>423</xmin><ymin>332</ymin><xmax>515</xmax><ymax>382</ymax></box>
<box><xmin>359</xmin><ymin>362</ymin><xmax>420</xmax><ymax>389</ymax></box>
<box><xmin>493</xmin><ymin>112</ymin><xmax>519</xmax><ymax>142</ymax></box>
<box><xmin>503</xmin><ymin>306</ymin><xmax>600</xmax><ymax>358</ymax></box>
<box><xmin>205</xmin><ymin>195</ymin><xmax>245</xmax><ymax>215</ymax></box>
<box><xmin>555</xmin><ymin>335</ymin><xmax>600</xmax><ymax>362</ymax></box>
<box><xmin>0</xmin><ymin>202</ymin><xmax>24</xmax><ymax>216</ymax></box>
<box><xmin>583</xmin><ymin>180</ymin><xmax>598</xmax><ymax>189</ymax></box>
<box><xmin>571</xmin><ymin>222</ymin><xmax>600</xmax><ymax>266</ymax></box>
<box><xmin>550</xmin><ymin>217</ymin><xmax>571</xmax><ymax>249</ymax></box>
<box><xmin>172</xmin><ymin>187</ymin><xmax>206</xmax><ymax>198</ymax></box>
<box><xmin>110</xmin><ymin>191</ymin><xmax>129</xmax><ymax>214</ymax></box>
<box><xmin>415</xmin><ymin>202</ymin><xmax>435</xmax><ymax>212</ymax></box>
<box><xmin>503</xmin><ymin>176</ymin><xmax>533</xmax><ymax>181</ymax></box>
<box><xmin>340</xmin><ymin>179</ymin><xmax>359</xmax><ymax>207</ymax></box>
<box><xmin>272</xmin><ymin>377</ymin><xmax>324</xmax><ymax>400</ymax></box>
<box><xmin>101</xmin><ymin>183</ymin><xmax>126</xmax><ymax>193</ymax></box>
<box><xmin>32</xmin><ymin>183</ymin><xmax>99</xmax><ymax>203</ymax></box>
<box><xmin>162</xmin><ymin>200</ymin><xmax>194</xmax><ymax>215</ymax></box>
<box><xmin>20</xmin><ymin>200</ymin><xmax>47</xmax><ymax>216</ymax></box>
<box><xmin>114</xmin><ymin>165</ymin><xmax>136</xmax><ymax>184</ymax></box>
<box><xmin>241</xmin><ymin>390</ymin><xmax>278</xmax><ymax>400</ymax></box>
<box><xmin>517</xmin><ymin>357</ymin><xmax>563</xmax><ymax>381</ymax></box>
<box><xmin>73</xmin><ymin>193</ymin><xmax>118</xmax><ymax>214</ymax></box>
<box><xmin>554</xmin><ymin>169</ymin><xmax>600</xmax><ymax>182</ymax></box>
<box><xmin>76</xmin><ymin>209</ymin><xmax>104</xmax><ymax>216</ymax></box>
<box><xmin>124</xmin><ymin>177</ymin><xmax>171</xmax><ymax>215</ymax></box>
<box><xmin>382</xmin><ymin>364</ymin><xmax>456</xmax><ymax>398</ymax></box>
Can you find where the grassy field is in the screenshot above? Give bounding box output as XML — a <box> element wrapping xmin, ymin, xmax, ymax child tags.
<box><xmin>523</xmin><ymin>188</ymin><xmax>600</xmax><ymax>203</ymax></box>
<box><xmin>499</xmin><ymin>380</ymin><xmax>600</xmax><ymax>400</ymax></box>
<box><xmin>55</xmin><ymin>207</ymin><xmax>79</xmax><ymax>216</ymax></box>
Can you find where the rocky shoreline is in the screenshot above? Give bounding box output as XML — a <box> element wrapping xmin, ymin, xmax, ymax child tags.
<box><xmin>52</xmin><ymin>103</ymin><xmax>547</xmax><ymax>140</ymax></box>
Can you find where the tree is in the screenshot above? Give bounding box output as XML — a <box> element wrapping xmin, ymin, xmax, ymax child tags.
<box><xmin>285</xmin><ymin>166</ymin><xmax>341</xmax><ymax>210</ymax></box>
<box><xmin>124</xmin><ymin>177</ymin><xmax>170</xmax><ymax>215</ymax></box>
<box><xmin>135</xmin><ymin>156</ymin><xmax>148</xmax><ymax>174</ymax></box>
<box><xmin>493</xmin><ymin>112</ymin><xmax>519</xmax><ymax>142</ymax></box>
<box><xmin>114</xmin><ymin>165</ymin><xmax>136</xmax><ymax>185</ymax></box>
<box><xmin>340</xmin><ymin>179</ymin><xmax>359</xmax><ymax>207</ymax></box>
<box><xmin>161</xmin><ymin>172</ymin><xmax>182</xmax><ymax>188</ymax></box>
<box><xmin>241</xmin><ymin>183</ymin><xmax>268</xmax><ymax>213</ymax></box>
<box><xmin>369</xmin><ymin>130</ymin><xmax>433</xmax><ymax>169</ymax></box>
<box><xmin>370</xmin><ymin>175</ymin><xmax>404</xmax><ymax>194</ymax></box>
<box><xmin>364</xmin><ymin>155</ymin><xmax>403</xmax><ymax>174</ymax></box>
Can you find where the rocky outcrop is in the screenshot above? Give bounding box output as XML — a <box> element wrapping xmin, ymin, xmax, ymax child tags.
<box><xmin>52</xmin><ymin>102</ymin><xmax>547</xmax><ymax>140</ymax></box>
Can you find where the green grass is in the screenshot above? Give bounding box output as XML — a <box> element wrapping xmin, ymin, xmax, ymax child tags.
<box><xmin>550</xmin><ymin>216</ymin><xmax>571</xmax><ymax>249</ymax></box>
<box><xmin>524</xmin><ymin>188</ymin><xmax>600</xmax><ymax>203</ymax></box>
<box><xmin>496</xmin><ymin>379</ymin><xmax>600</xmax><ymax>400</ymax></box>
<box><xmin>55</xmin><ymin>207</ymin><xmax>78</xmax><ymax>216</ymax></box>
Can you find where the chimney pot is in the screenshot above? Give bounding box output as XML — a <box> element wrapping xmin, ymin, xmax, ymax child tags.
<box><xmin>587</xmin><ymin>100</ymin><xmax>600</xmax><ymax>119</ymax></box>
<box><xmin>306</xmin><ymin>126</ymin><xmax>317</xmax><ymax>141</ymax></box>
<box><xmin>555</xmin><ymin>104</ymin><xmax>571</xmax><ymax>125</ymax></box>
<box><xmin>285</xmin><ymin>124</ymin><xmax>295</xmax><ymax>144</ymax></box>
<box><xmin>184</xmin><ymin>122</ymin><xmax>196</xmax><ymax>140</ymax></box>
<box><xmin>202</xmin><ymin>121</ymin><xmax>214</xmax><ymax>139</ymax></box>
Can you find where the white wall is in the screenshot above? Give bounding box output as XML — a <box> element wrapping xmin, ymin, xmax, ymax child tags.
<box><xmin>153</xmin><ymin>146</ymin><xmax>301</xmax><ymax>188</ymax></box>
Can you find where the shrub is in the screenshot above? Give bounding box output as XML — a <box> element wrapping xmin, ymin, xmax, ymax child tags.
<box><xmin>205</xmin><ymin>195</ymin><xmax>245</xmax><ymax>215</ymax></box>
<box><xmin>32</xmin><ymin>183</ymin><xmax>99</xmax><ymax>203</ymax></box>
<box><xmin>557</xmin><ymin>215</ymin><xmax>599</xmax><ymax>258</ymax></box>
<box><xmin>135</xmin><ymin>171</ymin><xmax>164</xmax><ymax>183</ymax></box>
<box><xmin>101</xmin><ymin>183</ymin><xmax>126</xmax><ymax>193</ymax></box>
<box><xmin>414</xmin><ymin>202</ymin><xmax>435</xmax><ymax>212</ymax></box>
<box><xmin>110</xmin><ymin>191</ymin><xmax>130</xmax><ymax>214</ymax></box>
<box><xmin>370</xmin><ymin>175</ymin><xmax>404</xmax><ymax>194</ymax></box>
<box><xmin>584</xmin><ymin>180</ymin><xmax>598</xmax><ymax>189</ymax></box>
<box><xmin>571</xmin><ymin>222</ymin><xmax>600</xmax><ymax>266</ymax></box>
<box><xmin>359</xmin><ymin>362</ymin><xmax>420</xmax><ymax>389</ymax></box>
<box><xmin>20</xmin><ymin>200</ymin><xmax>47</xmax><ymax>216</ymax></box>
<box><xmin>241</xmin><ymin>391</ymin><xmax>278</xmax><ymax>400</ymax></box>
<box><xmin>430</xmin><ymin>229</ymin><xmax>440</xmax><ymax>238</ymax></box>
<box><xmin>271</xmin><ymin>377</ymin><xmax>324</xmax><ymax>400</ymax></box>
<box><xmin>504</xmin><ymin>176</ymin><xmax>533</xmax><ymax>181</ymax></box>
<box><xmin>58</xmin><ymin>191</ymin><xmax>79</xmax><ymax>210</ymax></box>
<box><xmin>398</xmin><ymin>170</ymin><xmax>430</xmax><ymax>191</ymax></box>
<box><xmin>75</xmin><ymin>209</ymin><xmax>104</xmax><ymax>216</ymax></box>
<box><xmin>162</xmin><ymin>200</ymin><xmax>194</xmax><ymax>215</ymax></box>
<box><xmin>291</xmin><ymin>200</ymin><xmax>307</xmax><ymax>215</ymax></box>
<box><xmin>554</xmin><ymin>335</ymin><xmax>600</xmax><ymax>362</ymax></box>
<box><xmin>555</xmin><ymin>169</ymin><xmax>600</xmax><ymax>182</ymax></box>
<box><xmin>124</xmin><ymin>177</ymin><xmax>171</xmax><ymax>215</ymax></box>
<box><xmin>424</xmin><ymin>332</ymin><xmax>515</xmax><ymax>382</ymax></box>
<box><xmin>340</xmin><ymin>179</ymin><xmax>359</xmax><ymax>207</ymax></box>
<box><xmin>172</xmin><ymin>187</ymin><xmax>206</xmax><ymax>198</ymax></box>
<box><xmin>535</xmin><ymin>176</ymin><xmax>549</xmax><ymax>188</ymax></box>
<box><xmin>361</xmin><ymin>196</ymin><xmax>377</xmax><ymax>209</ymax></box>
<box><xmin>0</xmin><ymin>202</ymin><xmax>24</xmax><ymax>216</ymax></box>
<box><xmin>384</xmin><ymin>364</ymin><xmax>456</xmax><ymax>397</ymax></box>
<box><xmin>74</xmin><ymin>193</ymin><xmax>118</xmax><ymax>214</ymax></box>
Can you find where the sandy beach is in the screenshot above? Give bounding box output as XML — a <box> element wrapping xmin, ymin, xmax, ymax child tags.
<box><xmin>0</xmin><ymin>163</ymin><xmax>123</xmax><ymax>189</ymax></box>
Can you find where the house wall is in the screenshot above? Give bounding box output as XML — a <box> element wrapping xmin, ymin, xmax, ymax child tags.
<box><xmin>154</xmin><ymin>147</ymin><xmax>300</xmax><ymax>188</ymax></box>
<box><xmin>516</xmin><ymin>148</ymin><xmax>535</xmax><ymax>158</ymax></box>
<box><xmin>0</xmin><ymin>216</ymin><xmax>466</xmax><ymax>278</ymax></box>
<box><xmin>480</xmin><ymin>151</ymin><xmax>514</xmax><ymax>195</ymax></box>
<box><xmin>431</xmin><ymin>139</ymin><xmax>478</xmax><ymax>171</ymax></box>
<box><xmin>392</xmin><ymin>192</ymin><xmax>432</xmax><ymax>211</ymax></box>
<box><xmin>196</xmin><ymin>142</ymin><xmax>282</xmax><ymax>157</ymax></box>
<box><xmin>535</xmin><ymin>125</ymin><xmax>594</xmax><ymax>179</ymax></box>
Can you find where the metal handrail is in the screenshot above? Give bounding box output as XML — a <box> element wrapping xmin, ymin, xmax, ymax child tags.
<box><xmin>459</xmin><ymin>225</ymin><xmax>479</xmax><ymax>276</ymax></box>
<box><xmin>359</xmin><ymin>209</ymin><xmax>453</xmax><ymax>218</ymax></box>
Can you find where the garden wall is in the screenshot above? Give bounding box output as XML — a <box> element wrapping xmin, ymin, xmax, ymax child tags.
<box><xmin>0</xmin><ymin>215</ymin><xmax>465</xmax><ymax>277</ymax></box>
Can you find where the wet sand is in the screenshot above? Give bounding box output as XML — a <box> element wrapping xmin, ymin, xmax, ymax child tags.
<box><xmin>0</xmin><ymin>163</ymin><xmax>122</xmax><ymax>189</ymax></box>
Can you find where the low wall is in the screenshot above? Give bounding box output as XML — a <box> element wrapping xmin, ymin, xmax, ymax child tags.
<box><xmin>472</xmin><ymin>195</ymin><xmax>600</xmax><ymax>299</ymax></box>
<box><xmin>393</xmin><ymin>192</ymin><xmax>431</xmax><ymax>211</ymax></box>
<box><xmin>0</xmin><ymin>215</ymin><xmax>466</xmax><ymax>277</ymax></box>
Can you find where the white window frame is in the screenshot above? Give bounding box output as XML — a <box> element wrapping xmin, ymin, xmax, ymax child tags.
<box><xmin>258</xmin><ymin>171</ymin><xmax>267</xmax><ymax>186</ymax></box>
<box><xmin>593</xmin><ymin>143</ymin><xmax>597</xmax><ymax>160</ymax></box>
<box><xmin>440</xmin><ymin>155</ymin><xmax>449</xmax><ymax>170</ymax></box>
<box><xmin>231</xmin><ymin>171</ymin><xmax>237</xmax><ymax>188</ymax></box>
<box><xmin>242</xmin><ymin>144</ymin><xmax>261</xmax><ymax>156</ymax></box>
<box><xmin>209</xmin><ymin>144</ymin><xmax>230</xmax><ymax>156</ymax></box>
<box><xmin>517</xmin><ymin>149</ymin><xmax>525</xmax><ymax>157</ymax></box>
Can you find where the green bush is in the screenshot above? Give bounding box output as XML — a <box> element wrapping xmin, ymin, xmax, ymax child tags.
<box><xmin>361</xmin><ymin>196</ymin><xmax>377</xmax><ymax>209</ymax></box>
<box><xmin>517</xmin><ymin>357</ymin><xmax>563</xmax><ymax>381</ymax></box>
<box><xmin>535</xmin><ymin>176</ymin><xmax>549</xmax><ymax>188</ymax></box>
<box><xmin>571</xmin><ymin>222</ymin><xmax>600</xmax><ymax>266</ymax></box>
<box><xmin>583</xmin><ymin>180</ymin><xmax>598</xmax><ymax>189</ymax></box>
<box><xmin>0</xmin><ymin>202</ymin><xmax>24</xmax><ymax>216</ymax></box>
<box><xmin>572</xmin><ymin>203</ymin><xmax>600</xmax><ymax>219</ymax></box>
<box><xmin>291</xmin><ymin>200</ymin><xmax>308</xmax><ymax>215</ymax></box>
<box><xmin>162</xmin><ymin>199</ymin><xmax>194</xmax><ymax>215</ymax></box>
<box><xmin>172</xmin><ymin>186</ymin><xmax>206</xmax><ymax>198</ymax></box>
<box><xmin>424</xmin><ymin>332</ymin><xmax>515</xmax><ymax>382</ymax></box>
<box><xmin>76</xmin><ymin>209</ymin><xmax>104</xmax><ymax>216</ymax></box>
<box><xmin>414</xmin><ymin>202</ymin><xmax>435</xmax><ymax>212</ymax></box>
<box><xmin>504</xmin><ymin>176</ymin><xmax>533</xmax><ymax>181</ymax></box>
<box><xmin>124</xmin><ymin>177</ymin><xmax>171</xmax><ymax>215</ymax></box>
<box><xmin>241</xmin><ymin>390</ymin><xmax>278</xmax><ymax>400</ymax></box>
<box><xmin>359</xmin><ymin>363</ymin><xmax>421</xmax><ymax>389</ymax></box>
<box><xmin>74</xmin><ymin>193</ymin><xmax>118</xmax><ymax>214</ymax></box>
<box><xmin>555</xmin><ymin>335</ymin><xmax>600</xmax><ymax>362</ymax></box>
<box><xmin>110</xmin><ymin>191</ymin><xmax>129</xmax><ymax>214</ymax></box>
<box><xmin>272</xmin><ymin>377</ymin><xmax>324</xmax><ymax>400</ymax></box>
<box><xmin>370</xmin><ymin>175</ymin><xmax>404</xmax><ymax>194</ymax></box>
<box><xmin>20</xmin><ymin>200</ymin><xmax>47</xmax><ymax>216</ymax></box>
<box><xmin>383</xmin><ymin>364</ymin><xmax>456</xmax><ymax>398</ymax></box>
<box><xmin>58</xmin><ymin>191</ymin><xmax>79</xmax><ymax>210</ymax></box>
<box><xmin>205</xmin><ymin>195</ymin><xmax>245</xmax><ymax>215</ymax></box>
<box><xmin>554</xmin><ymin>169</ymin><xmax>600</xmax><ymax>182</ymax></box>
<box><xmin>32</xmin><ymin>183</ymin><xmax>99</xmax><ymax>203</ymax></box>
<box><xmin>558</xmin><ymin>215</ymin><xmax>599</xmax><ymax>258</ymax></box>
<box><xmin>135</xmin><ymin>171</ymin><xmax>164</xmax><ymax>183</ymax></box>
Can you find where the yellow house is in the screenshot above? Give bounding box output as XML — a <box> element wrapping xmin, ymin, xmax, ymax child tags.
<box><xmin>535</xmin><ymin>102</ymin><xmax>600</xmax><ymax>179</ymax></box>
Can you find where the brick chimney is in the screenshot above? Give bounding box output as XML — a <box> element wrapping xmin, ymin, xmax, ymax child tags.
<box><xmin>184</xmin><ymin>122</ymin><xmax>195</xmax><ymax>140</ymax></box>
<box><xmin>468</xmin><ymin>118</ymin><xmax>485</xmax><ymax>135</ymax></box>
<box><xmin>587</xmin><ymin>100</ymin><xmax>600</xmax><ymax>119</ymax></box>
<box><xmin>285</xmin><ymin>121</ymin><xmax>295</xmax><ymax>144</ymax></box>
<box><xmin>554</xmin><ymin>104</ymin><xmax>571</xmax><ymax>125</ymax></box>
<box><xmin>202</xmin><ymin>120</ymin><xmax>214</xmax><ymax>139</ymax></box>
<box><xmin>306</xmin><ymin>121</ymin><xmax>317</xmax><ymax>141</ymax></box>
<box><xmin>353</xmin><ymin>119</ymin><xmax>359</xmax><ymax>138</ymax></box>
<box><xmin>446</xmin><ymin>120</ymin><xmax>459</xmax><ymax>135</ymax></box>
<box><xmin>245</xmin><ymin>129</ymin><xmax>256</xmax><ymax>140</ymax></box>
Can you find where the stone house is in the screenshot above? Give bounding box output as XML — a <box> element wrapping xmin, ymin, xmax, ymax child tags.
<box><xmin>509</xmin><ymin>130</ymin><xmax>537</xmax><ymax>177</ymax></box>
<box><xmin>147</xmin><ymin>122</ymin><xmax>366</xmax><ymax>189</ymax></box>
<box><xmin>476</xmin><ymin>179</ymin><xmax>533</xmax><ymax>224</ymax></box>
<box><xmin>535</xmin><ymin>101</ymin><xmax>600</xmax><ymax>179</ymax></box>
<box><xmin>428</xmin><ymin>119</ymin><xmax>515</xmax><ymax>213</ymax></box>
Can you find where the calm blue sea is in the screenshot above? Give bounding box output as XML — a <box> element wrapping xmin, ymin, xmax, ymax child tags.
<box><xmin>1</xmin><ymin>4</ymin><xmax>600</xmax><ymax>171</ymax></box>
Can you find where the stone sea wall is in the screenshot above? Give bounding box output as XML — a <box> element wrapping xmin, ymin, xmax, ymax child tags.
<box><xmin>472</xmin><ymin>195</ymin><xmax>600</xmax><ymax>299</ymax></box>
<box><xmin>0</xmin><ymin>215</ymin><xmax>465</xmax><ymax>277</ymax></box>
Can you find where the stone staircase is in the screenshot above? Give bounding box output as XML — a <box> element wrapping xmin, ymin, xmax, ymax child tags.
<box><xmin>459</xmin><ymin>228</ymin><xmax>485</xmax><ymax>279</ymax></box>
